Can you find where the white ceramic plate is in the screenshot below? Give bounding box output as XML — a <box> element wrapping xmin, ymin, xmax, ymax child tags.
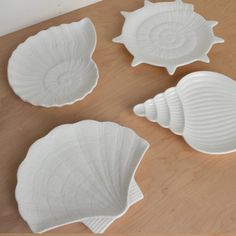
<box><xmin>113</xmin><ymin>0</ymin><xmax>224</xmax><ymax>75</ymax></box>
<box><xmin>134</xmin><ymin>71</ymin><xmax>236</xmax><ymax>154</ymax></box>
<box><xmin>15</xmin><ymin>120</ymin><xmax>149</xmax><ymax>233</ymax></box>
<box><xmin>8</xmin><ymin>18</ymin><xmax>99</xmax><ymax>107</ymax></box>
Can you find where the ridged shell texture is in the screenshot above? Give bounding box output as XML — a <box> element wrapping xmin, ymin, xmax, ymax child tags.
<box><xmin>134</xmin><ymin>71</ymin><xmax>236</xmax><ymax>154</ymax></box>
<box><xmin>113</xmin><ymin>0</ymin><xmax>224</xmax><ymax>75</ymax></box>
<box><xmin>8</xmin><ymin>18</ymin><xmax>99</xmax><ymax>107</ymax></box>
<box><xmin>15</xmin><ymin>120</ymin><xmax>149</xmax><ymax>233</ymax></box>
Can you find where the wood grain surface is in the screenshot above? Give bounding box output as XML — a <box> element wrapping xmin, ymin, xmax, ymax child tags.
<box><xmin>0</xmin><ymin>0</ymin><xmax>236</xmax><ymax>234</ymax></box>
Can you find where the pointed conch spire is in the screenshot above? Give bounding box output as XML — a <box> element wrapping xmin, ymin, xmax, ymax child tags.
<box><xmin>133</xmin><ymin>88</ymin><xmax>185</xmax><ymax>134</ymax></box>
<box><xmin>213</xmin><ymin>36</ymin><xmax>225</xmax><ymax>44</ymax></box>
<box><xmin>198</xmin><ymin>55</ymin><xmax>210</xmax><ymax>63</ymax></box>
<box><xmin>208</xmin><ymin>21</ymin><xmax>218</xmax><ymax>28</ymax></box>
<box><xmin>112</xmin><ymin>35</ymin><xmax>123</xmax><ymax>44</ymax></box>
<box><xmin>120</xmin><ymin>11</ymin><xmax>131</xmax><ymax>18</ymax></box>
<box><xmin>131</xmin><ymin>57</ymin><xmax>142</xmax><ymax>67</ymax></box>
<box><xmin>144</xmin><ymin>0</ymin><xmax>154</xmax><ymax>6</ymax></box>
<box><xmin>166</xmin><ymin>66</ymin><xmax>177</xmax><ymax>75</ymax></box>
<box><xmin>133</xmin><ymin>104</ymin><xmax>145</xmax><ymax>117</ymax></box>
<box><xmin>133</xmin><ymin>99</ymin><xmax>157</xmax><ymax>122</ymax></box>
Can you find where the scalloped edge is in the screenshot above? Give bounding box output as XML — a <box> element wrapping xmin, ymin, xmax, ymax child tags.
<box><xmin>8</xmin><ymin>18</ymin><xmax>99</xmax><ymax>108</ymax></box>
<box><xmin>15</xmin><ymin>120</ymin><xmax>150</xmax><ymax>233</ymax></box>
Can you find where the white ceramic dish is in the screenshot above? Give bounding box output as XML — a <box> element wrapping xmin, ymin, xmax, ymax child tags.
<box><xmin>133</xmin><ymin>71</ymin><xmax>236</xmax><ymax>154</ymax></box>
<box><xmin>8</xmin><ymin>18</ymin><xmax>99</xmax><ymax>107</ymax></box>
<box><xmin>15</xmin><ymin>120</ymin><xmax>149</xmax><ymax>233</ymax></box>
<box><xmin>113</xmin><ymin>0</ymin><xmax>224</xmax><ymax>75</ymax></box>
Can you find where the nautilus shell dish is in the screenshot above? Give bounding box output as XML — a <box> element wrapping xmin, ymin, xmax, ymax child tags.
<box><xmin>8</xmin><ymin>18</ymin><xmax>99</xmax><ymax>107</ymax></box>
<box><xmin>133</xmin><ymin>71</ymin><xmax>236</xmax><ymax>154</ymax></box>
<box><xmin>113</xmin><ymin>0</ymin><xmax>224</xmax><ymax>75</ymax></box>
<box><xmin>15</xmin><ymin>120</ymin><xmax>149</xmax><ymax>233</ymax></box>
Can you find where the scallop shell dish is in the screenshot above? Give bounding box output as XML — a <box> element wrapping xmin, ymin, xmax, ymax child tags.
<box><xmin>8</xmin><ymin>18</ymin><xmax>99</xmax><ymax>107</ymax></box>
<box><xmin>133</xmin><ymin>71</ymin><xmax>236</xmax><ymax>154</ymax></box>
<box><xmin>113</xmin><ymin>0</ymin><xmax>224</xmax><ymax>74</ymax></box>
<box><xmin>15</xmin><ymin>120</ymin><xmax>149</xmax><ymax>233</ymax></box>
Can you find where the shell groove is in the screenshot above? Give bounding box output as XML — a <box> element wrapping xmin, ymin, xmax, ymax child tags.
<box><xmin>133</xmin><ymin>88</ymin><xmax>184</xmax><ymax>134</ymax></box>
<box><xmin>8</xmin><ymin>18</ymin><xmax>99</xmax><ymax>107</ymax></box>
<box><xmin>15</xmin><ymin>120</ymin><xmax>149</xmax><ymax>233</ymax></box>
<box><xmin>113</xmin><ymin>0</ymin><xmax>224</xmax><ymax>75</ymax></box>
<box><xmin>134</xmin><ymin>71</ymin><xmax>236</xmax><ymax>154</ymax></box>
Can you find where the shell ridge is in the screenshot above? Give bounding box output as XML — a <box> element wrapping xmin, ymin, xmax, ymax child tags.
<box><xmin>165</xmin><ymin>87</ymin><xmax>185</xmax><ymax>134</ymax></box>
<box><xmin>17</xmin><ymin>125</ymin><xmax>106</xmax><ymax>232</ymax></box>
<box><xmin>116</xmin><ymin>128</ymin><xmax>141</xmax><ymax>208</ymax></box>
<box><xmin>174</xmin><ymin>88</ymin><xmax>185</xmax><ymax>133</ymax></box>
<box><xmin>112</xmin><ymin>126</ymin><xmax>126</xmax><ymax>207</ymax></box>
<box><xmin>82</xmin><ymin>178</ymin><xmax>143</xmax><ymax>233</ymax></box>
<box><xmin>118</xmin><ymin>133</ymin><xmax>137</xmax><ymax>205</ymax></box>
<box><xmin>113</xmin><ymin>2</ymin><xmax>223</xmax><ymax>74</ymax></box>
<box><xmin>158</xmin><ymin>94</ymin><xmax>171</xmax><ymax>127</ymax></box>
<box><xmin>8</xmin><ymin>18</ymin><xmax>99</xmax><ymax>107</ymax></box>
<box><xmin>73</xmin><ymin>125</ymin><xmax>116</xmax><ymax>208</ymax></box>
<box><xmin>134</xmin><ymin>72</ymin><xmax>236</xmax><ymax>154</ymax></box>
<box><xmin>74</xmin><ymin>18</ymin><xmax>97</xmax><ymax>58</ymax></box>
<box><xmin>98</xmin><ymin>123</ymin><xmax>124</xmax><ymax>210</ymax></box>
<box><xmin>108</xmin><ymin>125</ymin><xmax>127</xmax><ymax>208</ymax></box>
<box><xmin>71</xmin><ymin>133</ymin><xmax>110</xmax><ymax>207</ymax></box>
<box><xmin>16</xmin><ymin>120</ymin><xmax>149</xmax><ymax>232</ymax></box>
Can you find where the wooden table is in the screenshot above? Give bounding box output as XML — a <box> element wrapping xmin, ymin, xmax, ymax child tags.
<box><xmin>0</xmin><ymin>0</ymin><xmax>236</xmax><ymax>234</ymax></box>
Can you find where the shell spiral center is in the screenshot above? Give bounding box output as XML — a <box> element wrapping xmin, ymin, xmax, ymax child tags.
<box><xmin>43</xmin><ymin>60</ymin><xmax>81</xmax><ymax>93</ymax></box>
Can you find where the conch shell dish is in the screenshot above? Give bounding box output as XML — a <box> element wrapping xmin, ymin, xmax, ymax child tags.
<box><xmin>134</xmin><ymin>71</ymin><xmax>236</xmax><ymax>154</ymax></box>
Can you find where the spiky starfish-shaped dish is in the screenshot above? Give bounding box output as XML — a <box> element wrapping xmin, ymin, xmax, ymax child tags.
<box><xmin>113</xmin><ymin>0</ymin><xmax>224</xmax><ymax>75</ymax></box>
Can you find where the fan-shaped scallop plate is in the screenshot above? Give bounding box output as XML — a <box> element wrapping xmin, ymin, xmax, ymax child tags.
<box><xmin>133</xmin><ymin>71</ymin><xmax>236</xmax><ymax>154</ymax></box>
<box><xmin>8</xmin><ymin>18</ymin><xmax>99</xmax><ymax>107</ymax></box>
<box><xmin>113</xmin><ymin>0</ymin><xmax>224</xmax><ymax>75</ymax></box>
<box><xmin>15</xmin><ymin>120</ymin><xmax>150</xmax><ymax>233</ymax></box>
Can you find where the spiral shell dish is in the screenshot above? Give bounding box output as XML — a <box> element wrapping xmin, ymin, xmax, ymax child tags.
<box><xmin>134</xmin><ymin>71</ymin><xmax>236</xmax><ymax>154</ymax></box>
<box><xmin>113</xmin><ymin>0</ymin><xmax>224</xmax><ymax>75</ymax></box>
<box><xmin>15</xmin><ymin>120</ymin><xmax>149</xmax><ymax>233</ymax></box>
<box><xmin>8</xmin><ymin>18</ymin><xmax>99</xmax><ymax>107</ymax></box>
